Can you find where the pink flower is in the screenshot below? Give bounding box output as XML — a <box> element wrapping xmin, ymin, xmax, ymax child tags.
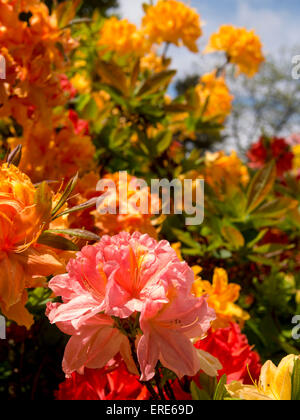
<box><xmin>138</xmin><ymin>288</ymin><xmax>216</xmax><ymax>381</ymax></box>
<box><xmin>47</xmin><ymin>232</ymin><xmax>216</xmax><ymax>381</ymax></box>
<box><xmin>99</xmin><ymin>233</ymin><xmax>179</xmax><ymax>318</ymax></box>
<box><xmin>68</xmin><ymin>110</ymin><xmax>90</xmax><ymax>135</ymax></box>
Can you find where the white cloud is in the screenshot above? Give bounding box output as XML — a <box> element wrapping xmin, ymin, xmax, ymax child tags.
<box><xmin>117</xmin><ymin>0</ymin><xmax>145</xmax><ymax>25</ymax></box>
<box><xmin>235</xmin><ymin>1</ymin><xmax>299</xmax><ymax>55</ymax></box>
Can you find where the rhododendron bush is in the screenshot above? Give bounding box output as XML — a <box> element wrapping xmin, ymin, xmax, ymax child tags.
<box><xmin>0</xmin><ymin>0</ymin><xmax>300</xmax><ymax>402</ymax></box>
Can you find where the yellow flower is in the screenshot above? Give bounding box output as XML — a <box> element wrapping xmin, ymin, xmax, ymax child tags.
<box><xmin>292</xmin><ymin>145</ymin><xmax>300</xmax><ymax>170</ymax></box>
<box><xmin>70</xmin><ymin>73</ymin><xmax>91</xmax><ymax>94</ymax></box>
<box><xmin>98</xmin><ymin>17</ymin><xmax>149</xmax><ymax>57</ymax></box>
<box><xmin>203</xmin><ymin>151</ymin><xmax>249</xmax><ymax>199</ymax></box>
<box><xmin>195</xmin><ymin>71</ymin><xmax>234</xmax><ymax>123</ymax></box>
<box><xmin>141</xmin><ymin>50</ymin><xmax>166</xmax><ymax>73</ymax></box>
<box><xmin>193</xmin><ymin>268</ymin><xmax>249</xmax><ymax>329</ymax></box>
<box><xmin>206</xmin><ymin>25</ymin><xmax>265</xmax><ymax>77</ymax></box>
<box><xmin>226</xmin><ymin>355</ymin><xmax>300</xmax><ymax>400</ymax></box>
<box><xmin>142</xmin><ymin>0</ymin><xmax>202</xmax><ymax>53</ymax></box>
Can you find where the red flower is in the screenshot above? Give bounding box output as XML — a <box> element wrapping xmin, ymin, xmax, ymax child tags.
<box><xmin>261</xmin><ymin>228</ymin><xmax>289</xmax><ymax>245</ymax></box>
<box><xmin>59</xmin><ymin>74</ymin><xmax>77</xmax><ymax>99</ymax></box>
<box><xmin>68</xmin><ymin>109</ymin><xmax>90</xmax><ymax>136</ymax></box>
<box><xmin>247</xmin><ymin>138</ymin><xmax>267</xmax><ymax>169</ymax></box>
<box><xmin>276</xmin><ymin>152</ymin><xmax>294</xmax><ymax>176</ymax></box>
<box><xmin>271</xmin><ymin>138</ymin><xmax>289</xmax><ymax>158</ymax></box>
<box><xmin>56</xmin><ymin>359</ymin><xmax>149</xmax><ymax>401</ymax></box>
<box><xmin>194</xmin><ymin>323</ymin><xmax>261</xmax><ymax>385</ymax></box>
<box><xmin>248</xmin><ymin>137</ymin><xmax>294</xmax><ymax>176</ymax></box>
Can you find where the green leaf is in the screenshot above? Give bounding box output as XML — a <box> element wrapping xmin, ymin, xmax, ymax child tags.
<box><xmin>190</xmin><ymin>382</ymin><xmax>211</xmax><ymax>401</ymax></box>
<box><xmin>221</xmin><ymin>226</ymin><xmax>245</xmax><ymax>249</ymax></box>
<box><xmin>137</xmin><ymin>70</ymin><xmax>176</xmax><ymax>97</ymax></box>
<box><xmin>154</xmin><ymin>130</ymin><xmax>173</xmax><ymax>156</ymax></box>
<box><xmin>34</xmin><ymin>181</ymin><xmax>52</xmax><ymax>222</ymax></box>
<box><xmin>97</xmin><ymin>60</ymin><xmax>129</xmax><ymax>96</ymax></box>
<box><xmin>7</xmin><ymin>145</ymin><xmax>22</xmax><ymax>167</ymax></box>
<box><xmin>37</xmin><ymin>232</ymin><xmax>78</xmax><ymax>251</ymax></box>
<box><xmin>130</xmin><ymin>59</ymin><xmax>140</xmax><ymax>92</ymax></box>
<box><xmin>247</xmin><ymin>229</ymin><xmax>268</xmax><ymax>248</ymax></box>
<box><xmin>55</xmin><ymin>0</ymin><xmax>82</xmax><ymax>28</ymax></box>
<box><xmin>248</xmin><ymin>254</ymin><xmax>276</xmax><ymax>266</ymax></box>
<box><xmin>213</xmin><ymin>375</ymin><xmax>228</xmax><ymax>401</ymax></box>
<box><xmin>164</xmin><ymin>103</ymin><xmax>194</xmax><ymax>113</ymax></box>
<box><xmin>51</xmin><ymin>173</ymin><xmax>78</xmax><ymax>218</ymax></box>
<box><xmin>251</xmin><ymin>197</ymin><xmax>297</xmax><ymax>219</ymax></box>
<box><xmin>172</xmin><ymin>228</ymin><xmax>201</xmax><ymax>250</ymax></box>
<box><xmin>246</xmin><ymin>162</ymin><xmax>276</xmax><ymax>214</ymax></box>
<box><xmin>44</xmin><ymin>229</ymin><xmax>100</xmax><ymax>242</ymax></box>
<box><xmin>52</xmin><ymin>197</ymin><xmax>97</xmax><ymax>220</ymax></box>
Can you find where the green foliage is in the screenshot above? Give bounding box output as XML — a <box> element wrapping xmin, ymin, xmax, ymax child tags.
<box><xmin>191</xmin><ymin>374</ymin><xmax>229</xmax><ymax>401</ymax></box>
<box><xmin>44</xmin><ymin>0</ymin><xmax>119</xmax><ymax>16</ymax></box>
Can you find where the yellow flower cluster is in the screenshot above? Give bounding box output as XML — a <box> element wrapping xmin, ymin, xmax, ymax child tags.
<box><xmin>206</xmin><ymin>25</ymin><xmax>265</xmax><ymax>77</ymax></box>
<box><xmin>203</xmin><ymin>151</ymin><xmax>250</xmax><ymax>198</ymax></box>
<box><xmin>193</xmin><ymin>268</ymin><xmax>249</xmax><ymax>330</ymax></box>
<box><xmin>98</xmin><ymin>17</ymin><xmax>149</xmax><ymax>57</ymax></box>
<box><xmin>142</xmin><ymin>0</ymin><xmax>203</xmax><ymax>52</ymax></box>
<box><xmin>227</xmin><ymin>355</ymin><xmax>299</xmax><ymax>400</ymax></box>
<box><xmin>195</xmin><ymin>71</ymin><xmax>234</xmax><ymax>123</ymax></box>
<box><xmin>141</xmin><ymin>51</ymin><xmax>166</xmax><ymax>73</ymax></box>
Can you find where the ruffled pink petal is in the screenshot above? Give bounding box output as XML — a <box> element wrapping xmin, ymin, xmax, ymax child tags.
<box><xmin>47</xmin><ymin>295</ymin><xmax>104</xmax><ymax>330</ymax></box>
<box><xmin>62</xmin><ymin>315</ymin><xmax>125</xmax><ymax>377</ymax></box>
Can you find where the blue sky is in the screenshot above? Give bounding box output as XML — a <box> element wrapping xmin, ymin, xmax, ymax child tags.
<box><xmin>117</xmin><ymin>0</ymin><xmax>300</xmax><ymax>77</ymax></box>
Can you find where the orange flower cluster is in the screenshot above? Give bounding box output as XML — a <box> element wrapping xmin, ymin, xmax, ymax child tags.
<box><xmin>195</xmin><ymin>71</ymin><xmax>234</xmax><ymax>124</ymax></box>
<box><xmin>70</xmin><ymin>172</ymin><xmax>159</xmax><ymax>239</ymax></box>
<box><xmin>98</xmin><ymin>17</ymin><xmax>149</xmax><ymax>57</ymax></box>
<box><xmin>0</xmin><ymin>0</ymin><xmax>76</xmax><ymax>125</ymax></box>
<box><xmin>206</xmin><ymin>25</ymin><xmax>265</xmax><ymax>77</ymax></box>
<box><xmin>0</xmin><ymin>163</ymin><xmax>66</xmax><ymax>328</ymax></box>
<box><xmin>203</xmin><ymin>151</ymin><xmax>250</xmax><ymax>198</ymax></box>
<box><xmin>9</xmin><ymin>112</ymin><xmax>95</xmax><ymax>184</ymax></box>
<box><xmin>0</xmin><ymin>0</ymin><xmax>95</xmax><ymax>185</ymax></box>
<box><xmin>142</xmin><ymin>0</ymin><xmax>203</xmax><ymax>52</ymax></box>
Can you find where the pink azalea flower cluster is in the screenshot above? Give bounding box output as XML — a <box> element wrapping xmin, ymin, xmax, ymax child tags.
<box><xmin>46</xmin><ymin>232</ymin><xmax>218</xmax><ymax>381</ymax></box>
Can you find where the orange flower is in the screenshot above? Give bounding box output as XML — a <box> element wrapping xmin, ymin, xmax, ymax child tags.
<box><xmin>142</xmin><ymin>0</ymin><xmax>202</xmax><ymax>53</ymax></box>
<box><xmin>205</xmin><ymin>25</ymin><xmax>265</xmax><ymax>77</ymax></box>
<box><xmin>195</xmin><ymin>71</ymin><xmax>234</xmax><ymax>124</ymax></box>
<box><xmin>193</xmin><ymin>268</ymin><xmax>249</xmax><ymax>330</ymax></box>
<box><xmin>9</xmin><ymin>112</ymin><xmax>95</xmax><ymax>184</ymax></box>
<box><xmin>0</xmin><ymin>0</ymin><xmax>76</xmax><ymax>125</ymax></box>
<box><xmin>94</xmin><ymin>173</ymin><xmax>159</xmax><ymax>239</ymax></box>
<box><xmin>98</xmin><ymin>17</ymin><xmax>149</xmax><ymax>57</ymax></box>
<box><xmin>203</xmin><ymin>151</ymin><xmax>249</xmax><ymax>199</ymax></box>
<box><xmin>140</xmin><ymin>50</ymin><xmax>166</xmax><ymax>73</ymax></box>
<box><xmin>0</xmin><ymin>163</ymin><xmax>65</xmax><ymax>328</ymax></box>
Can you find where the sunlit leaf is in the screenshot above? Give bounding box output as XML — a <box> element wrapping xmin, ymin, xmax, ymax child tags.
<box><xmin>97</xmin><ymin>60</ymin><xmax>129</xmax><ymax>96</ymax></box>
<box><xmin>137</xmin><ymin>70</ymin><xmax>176</xmax><ymax>97</ymax></box>
<box><xmin>221</xmin><ymin>226</ymin><xmax>245</xmax><ymax>249</ymax></box>
<box><xmin>37</xmin><ymin>232</ymin><xmax>78</xmax><ymax>251</ymax></box>
<box><xmin>45</xmin><ymin>229</ymin><xmax>100</xmax><ymax>242</ymax></box>
<box><xmin>246</xmin><ymin>162</ymin><xmax>276</xmax><ymax>214</ymax></box>
<box><xmin>51</xmin><ymin>173</ymin><xmax>78</xmax><ymax>218</ymax></box>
